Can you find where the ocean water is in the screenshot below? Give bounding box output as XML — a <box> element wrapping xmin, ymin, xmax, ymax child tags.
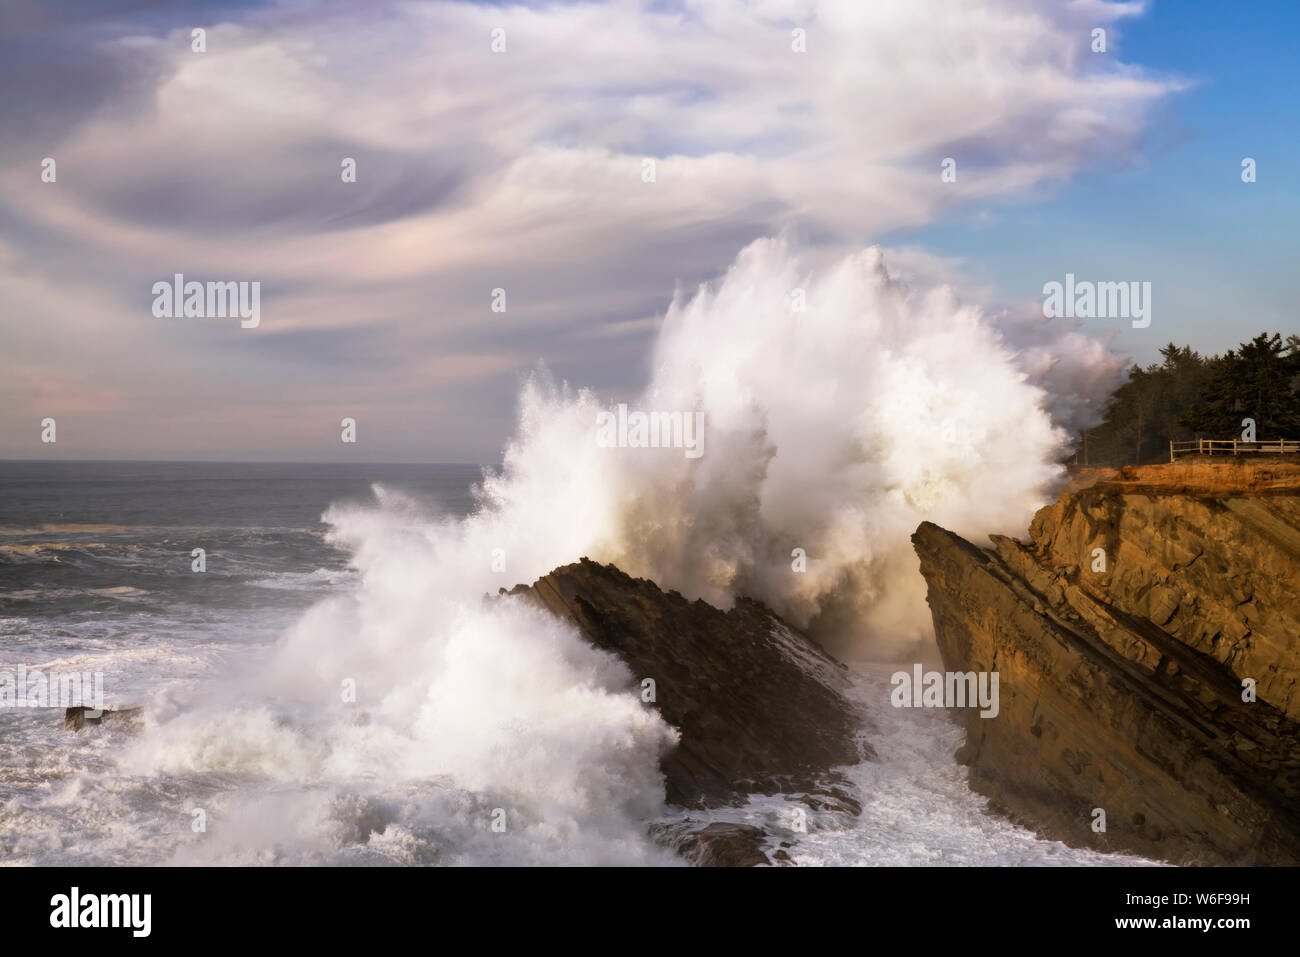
<box><xmin>0</xmin><ymin>460</ymin><xmax>1153</xmax><ymax>866</ymax></box>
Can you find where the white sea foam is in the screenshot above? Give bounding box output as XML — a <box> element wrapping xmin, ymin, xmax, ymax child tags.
<box><xmin>452</xmin><ymin>237</ymin><xmax>1120</xmax><ymax>657</ymax></box>
<box><xmin>674</xmin><ymin>667</ymin><xmax>1161</xmax><ymax>867</ymax></box>
<box><xmin>115</xmin><ymin>559</ymin><xmax>681</xmax><ymax>864</ymax></box>
<box><xmin>30</xmin><ymin>240</ymin><xmax>1131</xmax><ymax>865</ymax></box>
<box><xmin>245</xmin><ymin>568</ymin><xmax>352</xmax><ymax>591</ymax></box>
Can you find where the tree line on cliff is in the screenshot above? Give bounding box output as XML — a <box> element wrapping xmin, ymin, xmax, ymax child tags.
<box><xmin>1075</xmin><ymin>332</ymin><xmax>1300</xmax><ymax>466</ymax></box>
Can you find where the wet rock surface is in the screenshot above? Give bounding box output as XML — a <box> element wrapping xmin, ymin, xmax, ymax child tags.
<box><xmin>509</xmin><ymin>558</ymin><xmax>869</xmax><ymax>863</ymax></box>
<box><xmin>671</xmin><ymin>822</ymin><xmax>771</xmax><ymax>867</ymax></box>
<box><xmin>510</xmin><ymin>558</ymin><xmax>868</xmax><ymax>809</ymax></box>
<box><xmin>64</xmin><ymin>706</ymin><xmax>143</xmax><ymax>732</ymax></box>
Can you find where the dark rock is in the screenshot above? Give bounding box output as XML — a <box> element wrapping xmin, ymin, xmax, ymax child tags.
<box><xmin>673</xmin><ymin>822</ymin><xmax>771</xmax><ymax>867</ymax></box>
<box><xmin>911</xmin><ymin>462</ymin><xmax>1300</xmax><ymax>864</ymax></box>
<box><xmin>509</xmin><ymin>558</ymin><xmax>869</xmax><ymax>810</ymax></box>
<box><xmin>64</xmin><ymin>706</ymin><xmax>142</xmax><ymax>732</ymax></box>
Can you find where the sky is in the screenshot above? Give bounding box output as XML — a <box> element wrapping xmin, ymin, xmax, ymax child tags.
<box><xmin>0</xmin><ymin>0</ymin><xmax>1294</xmax><ymax>463</ymax></box>
<box><xmin>894</xmin><ymin>0</ymin><xmax>1300</xmax><ymax>362</ymax></box>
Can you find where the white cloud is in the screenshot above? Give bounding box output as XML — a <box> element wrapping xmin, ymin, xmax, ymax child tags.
<box><xmin>0</xmin><ymin>0</ymin><xmax>1179</xmax><ymax>460</ymax></box>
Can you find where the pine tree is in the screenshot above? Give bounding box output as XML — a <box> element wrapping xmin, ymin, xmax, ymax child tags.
<box><xmin>1078</xmin><ymin>331</ymin><xmax>1299</xmax><ymax>465</ymax></box>
<box><xmin>1181</xmin><ymin>333</ymin><xmax>1300</xmax><ymax>439</ymax></box>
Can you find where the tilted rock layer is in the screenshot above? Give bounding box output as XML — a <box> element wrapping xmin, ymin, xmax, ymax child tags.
<box><xmin>509</xmin><ymin>559</ymin><xmax>868</xmax><ymax>811</ymax></box>
<box><xmin>913</xmin><ymin>460</ymin><xmax>1300</xmax><ymax>865</ymax></box>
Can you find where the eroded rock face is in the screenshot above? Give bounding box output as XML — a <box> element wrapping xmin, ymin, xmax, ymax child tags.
<box><xmin>507</xmin><ymin>559</ymin><xmax>868</xmax><ymax>813</ymax></box>
<box><xmin>912</xmin><ymin>462</ymin><xmax>1300</xmax><ymax>865</ymax></box>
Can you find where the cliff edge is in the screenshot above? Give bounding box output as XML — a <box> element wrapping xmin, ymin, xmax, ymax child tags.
<box><xmin>912</xmin><ymin>460</ymin><xmax>1300</xmax><ymax>864</ymax></box>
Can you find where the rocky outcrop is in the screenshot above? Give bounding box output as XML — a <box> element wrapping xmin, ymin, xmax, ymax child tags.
<box><xmin>671</xmin><ymin>822</ymin><xmax>772</xmax><ymax>867</ymax></box>
<box><xmin>507</xmin><ymin>558</ymin><xmax>867</xmax><ymax>863</ymax></box>
<box><xmin>64</xmin><ymin>706</ymin><xmax>142</xmax><ymax>731</ymax></box>
<box><xmin>912</xmin><ymin>461</ymin><xmax>1300</xmax><ymax>864</ymax></box>
<box><xmin>510</xmin><ymin>558</ymin><xmax>868</xmax><ymax>808</ymax></box>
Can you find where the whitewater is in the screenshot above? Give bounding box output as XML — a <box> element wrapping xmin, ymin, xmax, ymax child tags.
<box><xmin>0</xmin><ymin>239</ymin><xmax>1153</xmax><ymax>865</ymax></box>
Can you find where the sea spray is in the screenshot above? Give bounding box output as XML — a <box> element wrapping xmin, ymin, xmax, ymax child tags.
<box><xmin>459</xmin><ymin>237</ymin><xmax>1119</xmax><ymax>657</ymax></box>
<box><xmin>120</xmin><ymin>493</ymin><xmax>681</xmax><ymax>864</ymax></box>
<box><xmin>119</xmin><ymin>238</ymin><xmax>1124</xmax><ymax>863</ymax></box>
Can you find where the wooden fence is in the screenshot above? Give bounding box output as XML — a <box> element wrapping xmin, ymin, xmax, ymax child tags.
<box><xmin>1169</xmin><ymin>438</ymin><xmax>1300</xmax><ymax>461</ymax></box>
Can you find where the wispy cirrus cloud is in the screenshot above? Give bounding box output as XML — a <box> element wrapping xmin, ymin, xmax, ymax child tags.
<box><xmin>0</xmin><ymin>0</ymin><xmax>1179</xmax><ymax>461</ymax></box>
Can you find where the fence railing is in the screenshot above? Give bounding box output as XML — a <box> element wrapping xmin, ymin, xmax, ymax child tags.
<box><xmin>1170</xmin><ymin>438</ymin><xmax>1300</xmax><ymax>461</ymax></box>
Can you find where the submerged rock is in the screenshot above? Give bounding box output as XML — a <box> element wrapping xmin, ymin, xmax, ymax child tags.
<box><xmin>672</xmin><ymin>822</ymin><xmax>771</xmax><ymax>867</ymax></box>
<box><xmin>912</xmin><ymin>461</ymin><xmax>1300</xmax><ymax>865</ymax></box>
<box><xmin>64</xmin><ymin>706</ymin><xmax>142</xmax><ymax>732</ymax></box>
<box><xmin>508</xmin><ymin>558</ymin><xmax>868</xmax><ymax>861</ymax></box>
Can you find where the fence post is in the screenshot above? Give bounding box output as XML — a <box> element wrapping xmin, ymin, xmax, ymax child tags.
<box><xmin>1169</xmin><ymin>439</ymin><xmax>1174</xmax><ymax>463</ymax></box>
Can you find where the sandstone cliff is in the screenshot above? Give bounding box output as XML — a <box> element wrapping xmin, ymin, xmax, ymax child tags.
<box><xmin>912</xmin><ymin>460</ymin><xmax>1300</xmax><ymax>864</ymax></box>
